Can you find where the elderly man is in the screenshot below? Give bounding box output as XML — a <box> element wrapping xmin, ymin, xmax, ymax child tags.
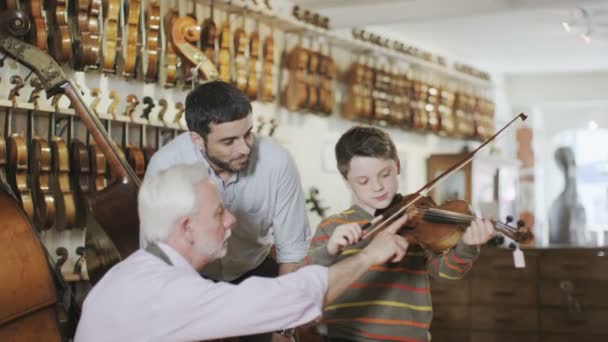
<box><xmin>144</xmin><ymin>81</ymin><xmax>312</xmax><ymax>341</ymax></box>
<box><xmin>74</xmin><ymin>163</ymin><xmax>409</xmax><ymax>341</ymax></box>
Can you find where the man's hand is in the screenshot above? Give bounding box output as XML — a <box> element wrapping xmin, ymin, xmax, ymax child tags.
<box><xmin>461</xmin><ymin>218</ymin><xmax>495</xmax><ymax>246</ymax></box>
<box><xmin>360</xmin><ymin>215</ymin><xmax>409</xmax><ymax>265</ymax></box>
<box><xmin>327</xmin><ymin>223</ymin><xmax>363</xmax><ymax>255</ymax></box>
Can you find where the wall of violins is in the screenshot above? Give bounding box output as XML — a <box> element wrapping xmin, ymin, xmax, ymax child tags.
<box><xmin>0</xmin><ymin>0</ymin><xmax>498</xmax><ymax>293</ymax></box>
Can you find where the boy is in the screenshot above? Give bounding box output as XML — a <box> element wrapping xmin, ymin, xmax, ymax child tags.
<box><xmin>305</xmin><ymin>126</ymin><xmax>494</xmax><ymax>342</ymax></box>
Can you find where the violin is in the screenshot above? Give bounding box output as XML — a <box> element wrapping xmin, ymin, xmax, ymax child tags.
<box><xmin>361</xmin><ymin>114</ymin><xmax>533</xmax><ymax>253</ymax></box>
<box><xmin>27</xmin><ymin>77</ymin><xmax>56</xmax><ymax>230</ymax></box>
<box><xmin>49</xmin><ymin>0</ymin><xmax>72</xmax><ymax>62</ymax></box>
<box><xmin>88</xmin><ymin>88</ymin><xmax>107</xmax><ymax>193</ymax></box>
<box><xmin>122</xmin><ymin>0</ymin><xmax>140</xmax><ymax>78</ymax></box>
<box><xmin>284</xmin><ymin>46</ymin><xmax>309</xmax><ymax>112</ymax></box>
<box><xmin>5</xmin><ymin>75</ymin><xmax>35</xmax><ymax>220</ymax></box>
<box><xmin>218</xmin><ymin>21</ymin><xmax>232</xmax><ymax>83</ymax></box>
<box><xmin>318</xmin><ymin>52</ymin><xmax>335</xmax><ymax>115</ymax></box>
<box><xmin>246</xmin><ymin>30</ymin><xmax>260</xmax><ymax>100</ymax></box>
<box><xmin>26</xmin><ymin>0</ymin><xmax>47</xmax><ymax>50</ymax></box>
<box><xmin>233</xmin><ymin>26</ymin><xmax>249</xmax><ymax>93</ymax></box>
<box><xmin>49</xmin><ymin>95</ymin><xmax>78</xmax><ymax>230</ymax></box>
<box><xmin>370</xmin><ymin>193</ymin><xmax>532</xmax><ymax>253</ymax></box>
<box><xmin>144</xmin><ymin>1</ymin><xmax>161</xmax><ymax>82</ymax></box>
<box><xmin>101</xmin><ymin>0</ymin><xmax>120</xmax><ymax>73</ymax></box>
<box><xmin>306</xmin><ymin>42</ymin><xmax>320</xmax><ymax>112</ymax></box>
<box><xmin>200</xmin><ymin>5</ymin><xmax>217</xmax><ymax>65</ymax></box>
<box><xmin>79</xmin><ymin>0</ymin><xmax>102</xmax><ymax>69</ymax></box>
<box><xmin>163</xmin><ymin>7</ymin><xmax>179</xmax><ymax>87</ymax></box>
<box><xmin>259</xmin><ymin>33</ymin><xmax>275</xmax><ymax>102</ymax></box>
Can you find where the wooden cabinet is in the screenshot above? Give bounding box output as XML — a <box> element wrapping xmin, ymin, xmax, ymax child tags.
<box><xmin>430</xmin><ymin>247</ymin><xmax>608</xmax><ymax>341</ymax></box>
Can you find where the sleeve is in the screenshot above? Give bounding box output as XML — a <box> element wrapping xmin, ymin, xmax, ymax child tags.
<box><xmin>163</xmin><ymin>265</ymin><xmax>329</xmax><ymax>341</ymax></box>
<box><xmin>304</xmin><ymin>221</ymin><xmax>339</xmax><ymax>267</ymax></box>
<box><xmin>271</xmin><ymin>149</ymin><xmax>312</xmax><ymax>264</ymax></box>
<box><xmin>425</xmin><ymin>240</ymin><xmax>480</xmax><ymax>281</ymax></box>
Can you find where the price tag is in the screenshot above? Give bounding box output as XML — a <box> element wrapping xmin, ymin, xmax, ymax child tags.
<box><xmin>513</xmin><ymin>247</ymin><xmax>526</xmax><ymax>268</ymax></box>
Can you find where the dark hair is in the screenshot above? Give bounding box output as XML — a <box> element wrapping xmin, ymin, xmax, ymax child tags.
<box><xmin>335</xmin><ymin>126</ymin><xmax>398</xmax><ymax>178</ymax></box>
<box><xmin>185</xmin><ymin>81</ymin><xmax>252</xmax><ymax>137</ymax></box>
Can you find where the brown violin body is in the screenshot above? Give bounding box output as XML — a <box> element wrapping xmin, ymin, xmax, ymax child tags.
<box><xmin>26</xmin><ymin>0</ymin><xmax>47</xmax><ymax>50</ymax></box>
<box><xmin>260</xmin><ymin>34</ymin><xmax>275</xmax><ymax>102</ymax></box>
<box><xmin>122</xmin><ymin>0</ymin><xmax>140</xmax><ymax>78</ymax></box>
<box><xmin>163</xmin><ymin>8</ymin><xmax>179</xmax><ymax>87</ymax></box>
<box><xmin>50</xmin><ymin>0</ymin><xmax>72</xmax><ymax>62</ymax></box>
<box><xmin>218</xmin><ymin>22</ymin><xmax>232</xmax><ymax>83</ymax></box>
<box><xmin>399</xmin><ymin>194</ymin><xmax>470</xmax><ymax>253</ymax></box>
<box><xmin>284</xmin><ymin>46</ymin><xmax>308</xmax><ymax>112</ymax></box>
<box><xmin>144</xmin><ymin>1</ymin><xmax>161</xmax><ymax>82</ymax></box>
<box><xmin>375</xmin><ymin>193</ymin><xmax>533</xmax><ymax>254</ymax></box>
<box><xmin>233</xmin><ymin>28</ymin><xmax>249</xmax><ymax>93</ymax></box>
<box><xmin>246</xmin><ymin>31</ymin><xmax>259</xmax><ymax>100</ymax></box>
<box><xmin>101</xmin><ymin>0</ymin><xmax>120</xmax><ymax>73</ymax></box>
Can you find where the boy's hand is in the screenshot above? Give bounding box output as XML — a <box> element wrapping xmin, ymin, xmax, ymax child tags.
<box><xmin>462</xmin><ymin>218</ymin><xmax>495</xmax><ymax>246</ymax></box>
<box><xmin>327</xmin><ymin>223</ymin><xmax>364</xmax><ymax>255</ymax></box>
<box><xmin>360</xmin><ymin>215</ymin><xmax>409</xmax><ymax>265</ymax></box>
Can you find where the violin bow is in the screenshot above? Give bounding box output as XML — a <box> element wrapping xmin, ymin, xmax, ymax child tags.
<box><xmin>362</xmin><ymin>113</ymin><xmax>528</xmax><ymax>239</ymax></box>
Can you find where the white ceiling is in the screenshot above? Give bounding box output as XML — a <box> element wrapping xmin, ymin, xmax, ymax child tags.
<box><xmin>293</xmin><ymin>0</ymin><xmax>608</xmax><ymax>74</ymax></box>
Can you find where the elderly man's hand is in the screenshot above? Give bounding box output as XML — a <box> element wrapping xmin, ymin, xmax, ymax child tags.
<box><xmin>360</xmin><ymin>215</ymin><xmax>409</xmax><ymax>265</ymax></box>
<box><xmin>461</xmin><ymin>218</ymin><xmax>495</xmax><ymax>246</ymax></box>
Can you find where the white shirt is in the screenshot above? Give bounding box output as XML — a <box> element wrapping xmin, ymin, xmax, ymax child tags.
<box><xmin>75</xmin><ymin>243</ymin><xmax>328</xmax><ymax>342</ymax></box>
<box><xmin>144</xmin><ymin>133</ymin><xmax>311</xmax><ymax>281</ymax></box>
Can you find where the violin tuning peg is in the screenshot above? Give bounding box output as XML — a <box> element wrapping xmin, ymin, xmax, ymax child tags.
<box><xmin>517</xmin><ymin>219</ymin><xmax>526</xmax><ymax>229</ymax></box>
<box><xmin>505</xmin><ymin>215</ymin><xmax>514</xmax><ymax>224</ymax></box>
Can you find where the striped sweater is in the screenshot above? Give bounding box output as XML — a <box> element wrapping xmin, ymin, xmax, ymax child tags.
<box><xmin>305</xmin><ymin>205</ymin><xmax>480</xmax><ymax>342</ymax></box>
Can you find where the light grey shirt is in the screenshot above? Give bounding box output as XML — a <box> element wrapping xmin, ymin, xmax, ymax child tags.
<box><xmin>143</xmin><ymin>133</ymin><xmax>311</xmax><ymax>281</ymax></box>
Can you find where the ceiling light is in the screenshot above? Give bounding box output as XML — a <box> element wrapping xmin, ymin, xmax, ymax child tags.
<box><xmin>562</xmin><ymin>21</ymin><xmax>571</xmax><ymax>32</ymax></box>
<box><xmin>581</xmin><ymin>32</ymin><xmax>592</xmax><ymax>44</ymax></box>
<box><xmin>588</xmin><ymin>120</ymin><xmax>599</xmax><ymax>130</ymax></box>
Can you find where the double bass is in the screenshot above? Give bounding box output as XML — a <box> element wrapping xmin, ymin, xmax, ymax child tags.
<box><xmin>0</xmin><ymin>10</ymin><xmax>67</xmax><ymax>341</ymax></box>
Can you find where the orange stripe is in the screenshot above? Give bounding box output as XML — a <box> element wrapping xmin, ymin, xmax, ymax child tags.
<box><xmin>444</xmin><ymin>257</ymin><xmax>465</xmax><ymax>273</ymax></box>
<box><xmin>370</xmin><ymin>265</ymin><xmax>428</xmax><ymax>276</ymax></box>
<box><xmin>450</xmin><ymin>253</ymin><xmax>469</xmax><ymax>265</ymax></box>
<box><xmin>318</xmin><ymin>218</ymin><xmax>369</xmax><ymax>228</ymax></box>
<box><xmin>349</xmin><ymin>282</ymin><xmax>429</xmax><ymax>293</ymax></box>
<box><xmin>323</xmin><ymin>317</ymin><xmax>430</xmax><ymax>329</ymax></box>
<box><xmin>358</xmin><ymin>330</ymin><xmax>426</xmax><ymax>342</ymax></box>
<box><xmin>311</xmin><ymin>235</ymin><xmax>329</xmax><ymax>243</ymax></box>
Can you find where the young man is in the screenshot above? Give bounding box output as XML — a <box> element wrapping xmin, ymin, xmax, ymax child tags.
<box><xmin>145</xmin><ymin>81</ymin><xmax>310</xmax><ymax>341</ymax></box>
<box><xmin>75</xmin><ymin>163</ymin><xmax>411</xmax><ymax>341</ymax></box>
<box><xmin>305</xmin><ymin>126</ymin><xmax>495</xmax><ymax>342</ymax></box>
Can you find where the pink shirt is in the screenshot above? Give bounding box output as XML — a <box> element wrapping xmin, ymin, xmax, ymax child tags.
<box><xmin>75</xmin><ymin>243</ymin><xmax>327</xmax><ymax>341</ymax></box>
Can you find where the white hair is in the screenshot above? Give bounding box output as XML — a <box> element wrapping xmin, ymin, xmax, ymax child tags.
<box><xmin>138</xmin><ymin>163</ymin><xmax>209</xmax><ymax>244</ymax></box>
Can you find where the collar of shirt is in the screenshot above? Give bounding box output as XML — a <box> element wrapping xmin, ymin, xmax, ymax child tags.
<box><xmin>156</xmin><ymin>242</ymin><xmax>199</xmax><ymax>274</ymax></box>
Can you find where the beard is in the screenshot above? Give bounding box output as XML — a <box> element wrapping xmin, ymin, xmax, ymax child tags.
<box><xmin>206</xmin><ymin>152</ymin><xmax>250</xmax><ymax>173</ymax></box>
